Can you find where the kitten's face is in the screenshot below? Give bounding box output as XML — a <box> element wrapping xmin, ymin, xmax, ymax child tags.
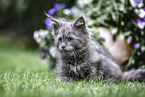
<box><xmin>46</xmin><ymin>14</ymin><xmax>88</xmax><ymax>53</ymax></box>
<box><xmin>55</xmin><ymin>24</ymin><xmax>86</xmax><ymax>53</ymax></box>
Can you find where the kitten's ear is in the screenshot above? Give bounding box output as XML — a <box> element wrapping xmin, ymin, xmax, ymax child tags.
<box><xmin>45</xmin><ymin>13</ymin><xmax>60</xmax><ymax>29</ymax></box>
<box><xmin>74</xmin><ymin>16</ymin><xmax>86</xmax><ymax>30</ymax></box>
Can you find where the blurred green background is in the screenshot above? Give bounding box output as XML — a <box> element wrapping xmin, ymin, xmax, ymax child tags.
<box><xmin>0</xmin><ymin>0</ymin><xmax>76</xmax><ymax>48</ymax></box>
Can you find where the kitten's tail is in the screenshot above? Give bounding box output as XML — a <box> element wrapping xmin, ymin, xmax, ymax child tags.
<box><xmin>122</xmin><ymin>69</ymin><xmax>145</xmax><ymax>81</ymax></box>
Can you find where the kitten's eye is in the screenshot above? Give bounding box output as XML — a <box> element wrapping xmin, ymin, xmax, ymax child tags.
<box><xmin>68</xmin><ymin>37</ymin><xmax>74</xmax><ymax>42</ymax></box>
<box><xmin>58</xmin><ymin>38</ymin><xmax>62</xmax><ymax>41</ymax></box>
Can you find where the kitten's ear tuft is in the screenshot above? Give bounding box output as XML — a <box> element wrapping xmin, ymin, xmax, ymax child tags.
<box><xmin>74</xmin><ymin>16</ymin><xmax>86</xmax><ymax>30</ymax></box>
<box><xmin>45</xmin><ymin>13</ymin><xmax>60</xmax><ymax>29</ymax></box>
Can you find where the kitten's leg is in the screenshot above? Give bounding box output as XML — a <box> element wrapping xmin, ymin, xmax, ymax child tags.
<box><xmin>59</xmin><ymin>65</ymin><xmax>70</xmax><ymax>82</ymax></box>
<box><xmin>88</xmin><ymin>65</ymin><xmax>105</xmax><ymax>81</ymax></box>
<box><xmin>59</xmin><ymin>74</ymin><xmax>70</xmax><ymax>82</ymax></box>
<box><xmin>95</xmin><ymin>58</ymin><xmax>122</xmax><ymax>80</ymax></box>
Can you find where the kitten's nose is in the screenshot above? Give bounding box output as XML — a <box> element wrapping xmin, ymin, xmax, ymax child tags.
<box><xmin>61</xmin><ymin>43</ymin><xmax>66</xmax><ymax>49</ymax></box>
<box><xmin>62</xmin><ymin>46</ymin><xmax>66</xmax><ymax>49</ymax></box>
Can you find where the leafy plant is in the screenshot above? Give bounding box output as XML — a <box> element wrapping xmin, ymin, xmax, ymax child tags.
<box><xmin>34</xmin><ymin>0</ymin><xmax>145</xmax><ymax>70</ymax></box>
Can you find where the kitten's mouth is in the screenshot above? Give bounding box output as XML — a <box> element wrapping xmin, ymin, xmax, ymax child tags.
<box><xmin>60</xmin><ymin>46</ymin><xmax>74</xmax><ymax>53</ymax></box>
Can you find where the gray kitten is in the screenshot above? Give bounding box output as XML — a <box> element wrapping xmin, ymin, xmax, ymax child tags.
<box><xmin>46</xmin><ymin>14</ymin><xmax>145</xmax><ymax>81</ymax></box>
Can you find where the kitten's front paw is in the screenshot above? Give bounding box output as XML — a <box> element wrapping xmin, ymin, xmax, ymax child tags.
<box><xmin>59</xmin><ymin>76</ymin><xmax>70</xmax><ymax>82</ymax></box>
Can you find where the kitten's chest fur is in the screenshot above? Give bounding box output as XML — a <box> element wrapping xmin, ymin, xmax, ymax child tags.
<box><xmin>59</xmin><ymin>45</ymin><xmax>103</xmax><ymax>80</ymax></box>
<box><xmin>67</xmin><ymin>62</ymin><xmax>96</xmax><ymax>80</ymax></box>
<box><xmin>68</xmin><ymin>62</ymin><xmax>103</xmax><ymax>80</ymax></box>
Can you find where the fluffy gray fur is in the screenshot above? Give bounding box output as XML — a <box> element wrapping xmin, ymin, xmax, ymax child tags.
<box><xmin>46</xmin><ymin>14</ymin><xmax>145</xmax><ymax>81</ymax></box>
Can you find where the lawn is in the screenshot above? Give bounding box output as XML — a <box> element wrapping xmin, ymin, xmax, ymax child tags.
<box><xmin>0</xmin><ymin>36</ymin><xmax>145</xmax><ymax>97</ymax></box>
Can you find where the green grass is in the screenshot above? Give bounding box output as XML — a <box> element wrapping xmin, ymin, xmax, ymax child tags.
<box><xmin>0</xmin><ymin>36</ymin><xmax>145</xmax><ymax>97</ymax></box>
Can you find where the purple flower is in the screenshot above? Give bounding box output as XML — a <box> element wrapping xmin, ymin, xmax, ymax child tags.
<box><xmin>54</xmin><ymin>3</ymin><xmax>60</xmax><ymax>11</ymax></box>
<box><xmin>46</xmin><ymin>3</ymin><xmax>67</xmax><ymax>28</ymax></box>
<box><xmin>45</xmin><ymin>18</ymin><xmax>53</xmax><ymax>28</ymax></box>
<box><xmin>137</xmin><ymin>19</ymin><xmax>145</xmax><ymax>29</ymax></box>
<box><xmin>59</xmin><ymin>3</ymin><xmax>67</xmax><ymax>8</ymax></box>
<box><xmin>134</xmin><ymin>44</ymin><xmax>140</xmax><ymax>49</ymax></box>
<box><xmin>45</xmin><ymin>18</ymin><xmax>51</xmax><ymax>24</ymax></box>
<box><xmin>40</xmin><ymin>54</ymin><xmax>46</xmax><ymax>59</ymax></box>
<box><xmin>127</xmin><ymin>38</ymin><xmax>132</xmax><ymax>44</ymax></box>
<box><xmin>48</xmin><ymin>3</ymin><xmax>67</xmax><ymax>16</ymax></box>
<box><xmin>54</xmin><ymin>3</ymin><xmax>67</xmax><ymax>11</ymax></box>
<box><xmin>48</xmin><ymin>8</ymin><xmax>57</xmax><ymax>16</ymax></box>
